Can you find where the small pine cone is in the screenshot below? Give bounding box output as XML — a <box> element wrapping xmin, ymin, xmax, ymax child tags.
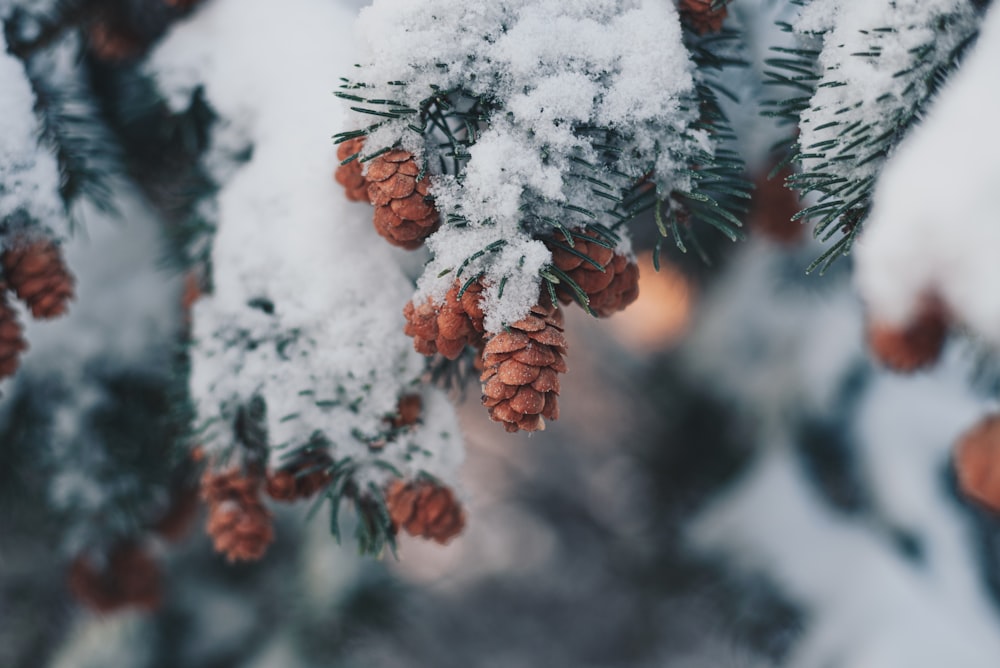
<box><xmin>404</xmin><ymin>280</ymin><xmax>485</xmax><ymax>359</ymax></box>
<box><xmin>546</xmin><ymin>231</ymin><xmax>639</xmax><ymax>317</ymax></box>
<box><xmin>201</xmin><ymin>469</ymin><xmax>274</xmax><ymax>562</ymax></box>
<box><xmin>480</xmin><ymin>295</ymin><xmax>567</xmax><ymax>433</ymax></box>
<box><xmin>0</xmin><ymin>290</ymin><xmax>27</xmax><ymax>379</ymax></box>
<box><xmin>68</xmin><ymin>542</ymin><xmax>162</xmax><ymax>613</ymax></box>
<box><xmin>265</xmin><ymin>451</ymin><xmax>333</xmax><ymax>503</ymax></box>
<box><xmin>678</xmin><ymin>0</ymin><xmax>728</xmax><ymax>34</ymax></box>
<box><xmin>867</xmin><ymin>299</ymin><xmax>948</xmax><ymax>373</ymax></box>
<box><xmin>334</xmin><ymin>137</ymin><xmax>370</xmax><ymax>202</ymax></box>
<box><xmin>366</xmin><ymin>149</ymin><xmax>439</xmax><ymax>249</ymax></box>
<box><xmin>955</xmin><ymin>415</ymin><xmax>1000</xmax><ymax>512</ymax></box>
<box><xmin>749</xmin><ymin>165</ymin><xmax>803</xmax><ymax>245</ymax></box>
<box><xmin>385</xmin><ymin>479</ymin><xmax>465</xmax><ymax>545</ymax></box>
<box><xmin>392</xmin><ymin>393</ymin><xmax>423</xmax><ymax>428</ymax></box>
<box><xmin>2</xmin><ymin>240</ymin><xmax>75</xmax><ymax>319</ymax></box>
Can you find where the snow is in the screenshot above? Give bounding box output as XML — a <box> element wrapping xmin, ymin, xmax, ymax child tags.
<box><xmin>855</xmin><ymin>1</ymin><xmax>1000</xmax><ymax>340</ymax></box>
<box><xmin>0</xmin><ymin>30</ymin><xmax>67</xmax><ymax>237</ymax></box>
<box><xmin>792</xmin><ymin>0</ymin><xmax>978</xmax><ymax>216</ymax></box>
<box><xmin>686</xmin><ymin>241</ymin><xmax>1000</xmax><ymax>667</ymax></box>
<box><xmin>349</xmin><ymin>0</ymin><xmax>708</xmax><ymax>330</ymax></box>
<box><xmin>148</xmin><ymin>0</ymin><xmax>463</xmax><ymax>487</ymax></box>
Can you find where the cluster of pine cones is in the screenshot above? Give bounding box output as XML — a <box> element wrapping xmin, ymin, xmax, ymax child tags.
<box><xmin>335</xmin><ymin>140</ymin><xmax>641</xmax><ymax>435</ymax></box>
<box><xmin>0</xmin><ymin>238</ymin><xmax>75</xmax><ymax>383</ymax></box>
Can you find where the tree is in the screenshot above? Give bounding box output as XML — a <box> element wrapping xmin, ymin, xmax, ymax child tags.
<box><xmin>2</xmin><ymin>0</ymin><xmax>1000</xmax><ymax>665</ymax></box>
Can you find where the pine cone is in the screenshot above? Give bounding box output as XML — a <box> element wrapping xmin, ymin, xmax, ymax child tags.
<box><xmin>867</xmin><ymin>299</ymin><xmax>948</xmax><ymax>373</ymax></box>
<box><xmin>0</xmin><ymin>290</ymin><xmax>27</xmax><ymax>379</ymax></box>
<box><xmin>955</xmin><ymin>415</ymin><xmax>1000</xmax><ymax>512</ymax></box>
<box><xmin>68</xmin><ymin>542</ymin><xmax>162</xmax><ymax>613</ymax></box>
<box><xmin>749</xmin><ymin>165</ymin><xmax>803</xmax><ymax>245</ymax></box>
<box><xmin>265</xmin><ymin>452</ymin><xmax>333</xmax><ymax>503</ymax></box>
<box><xmin>404</xmin><ymin>280</ymin><xmax>485</xmax><ymax>359</ymax></box>
<box><xmin>201</xmin><ymin>469</ymin><xmax>274</xmax><ymax>562</ymax></box>
<box><xmin>385</xmin><ymin>479</ymin><xmax>465</xmax><ymax>545</ymax></box>
<box><xmin>2</xmin><ymin>240</ymin><xmax>75</xmax><ymax>319</ymax></box>
<box><xmin>334</xmin><ymin>137</ymin><xmax>370</xmax><ymax>202</ymax></box>
<box><xmin>392</xmin><ymin>393</ymin><xmax>423</xmax><ymax>428</ymax></box>
<box><xmin>480</xmin><ymin>294</ymin><xmax>567</xmax><ymax>433</ymax></box>
<box><xmin>546</xmin><ymin>231</ymin><xmax>639</xmax><ymax>317</ymax></box>
<box><xmin>366</xmin><ymin>149</ymin><xmax>439</xmax><ymax>249</ymax></box>
<box><xmin>678</xmin><ymin>0</ymin><xmax>728</xmax><ymax>34</ymax></box>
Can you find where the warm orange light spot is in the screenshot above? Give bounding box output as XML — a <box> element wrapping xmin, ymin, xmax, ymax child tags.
<box><xmin>608</xmin><ymin>251</ymin><xmax>694</xmax><ymax>353</ymax></box>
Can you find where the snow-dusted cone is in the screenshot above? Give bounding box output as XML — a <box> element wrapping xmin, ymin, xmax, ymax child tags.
<box><xmin>404</xmin><ymin>280</ymin><xmax>485</xmax><ymax>359</ymax></box>
<box><xmin>0</xmin><ymin>290</ymin><xmax>27</xmax><ymax>379</ymax></box>
<box><xmin>2</xmin><ymin>240</ymin><xmax>75</xmax><ymax>319</ymax></box>
<box><xmin>201</xmin><ymin>470</ymin><xmax>274</xmax><ymax>562</ymax></box>
<box><xmin>68</xmin><ymin>542</ymin><xmax>162</xmax><ymax>613</ymax></box>
<box><xmin>265</xmin><ymin>451</ymin><xmax>333</xmax><ymax>503</ymax></box>
<box><xmin>678</xmin><ymin>0</ymin><xmax>728</xmax><ymax>34</ymax></box>
<box><xmin>955</xmin><ymin>415</ymin><xmax>1000</xmax><ymax>512</ymax></box>
<box><xmin>480</xmin><ymin>294</ymin><xmax>567</xmax><ymax>433</ymax></box>
<box><xmin>366</xmin><ymin>149</ymin><xmax>439</xmax><ymax>249</ymax></box>
<box><xmin>546</xmin><ymin>231</ymin><xmax>639</xmax><ymax>317</ymax></box>
<box><xmin>334</xmin><ymin>137</ymin><xmax>369</xmax><ymax>202</ymax></box>
<box><xmin>385</xmin><ymin>479</ymin><xmax>465</xmax><ymax>545</ymax></box>
<box><xmin>866</xmin><ymin>299</ymin><xmax>948</xmax><ymax>373</ymax></box>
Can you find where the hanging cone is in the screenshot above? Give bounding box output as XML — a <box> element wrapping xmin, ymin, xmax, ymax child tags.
<box><xmin>867</xmin><ymin>298</ymin><xmax>948</xmax><ymax>373</ymax></box>
<box><xmin>392</xmin><ymin>393</ymin><xmax>423</xmax><ymax>428</ymax></box>
<box><xmin>265</xmin><ymin>451</ymin><xmax>333</xmax><ymax>503</ymax></box>
<box><xmin>403</xmin><ymin>280</ymin><xmax>485</xmax><ymax>359</ymax></box>
<box><xmin>955</xmin><ymin>414</ymin><xmax>1000</xmax><ymax>512</ymax></box>
<box><xmin>678</xmin><ymin>0</ymin><xmax>728</xmax><ymax>34</ymax></box>
<box><xmin>334</xmin><ymin>137</ymin><xmax>370</xmax><ymax>202</ymax></box>
<box><xmin>201</xmin><ymin>469</ymin><xmax>274</xmax><ymax>562</ymax></box>
<box><xmin>366</xmin><ymin>149</ymin><xmax>439</xmax><ymax>249</ymax></box>
<box><xmin>480</xmin><ymin>293</ymin><xmax>567</xmax><ymax>433</ymax></box>
<box><xmin>2</xmin><ymin>240</ymin><xmax>75</xmax><ymax>319</ymax></box>
<box><xmin>546</xmin><ymin>230</ymin><xmax>639</xmax><ymax>317</ymax></box>
<box><xmin>0</xmin><ymin>289</ymin><xmax>27</xmax><ymax>379</ymax></box>
<box><xmin>385</xmin><ymin>479</ymin><xmax>465</xmax><ymax>545</ymax></box>
<box><xmin>68</xmin><ymin>541</ymin><xmax>162</xmax><ymax>613</ymax></box>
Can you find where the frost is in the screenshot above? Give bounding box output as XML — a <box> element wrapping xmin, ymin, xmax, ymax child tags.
<box><xmin>855</xmin><ymin>1</ymin><xmax>1000</xmax><ymax>340</ymax></box>
<box><xmin>148</xmin><ymin>0</ymin><xmax>463</xmax><ymax>487</ymax></box>
<box><xmin>347</xmin><ymin>0</ymin><xmax>710</xmax><ymax>330</ymax></box>
<box><xmin>0</xmin><ymin>31</ymin><xmax>66</xmax><ymax>235</ymax></box>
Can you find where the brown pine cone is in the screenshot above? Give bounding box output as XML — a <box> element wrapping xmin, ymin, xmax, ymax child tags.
<box><xmin>2</xmin><ymin>240</ymin><xmax>75</xmax><ymax>319</ymax></box>
<box><xmin>955</xmin><ymin>415</ymin><xmax>1000</xmax><ymax>512</ymax></box>
<box><xmin>480</xmin><ymin>294</ymin><xmax>567</xmax><ymax>433</ymax></box>
<box><xmin>201</xmin><ymin>469</ymin><xmax>274</xmax><ymax>562</ymax></box>
<box><xmin>679</xmin><ymin>0</ymin><xmax>728</xmax><ymax>34</ymax></box>
<box><xmin>68</xmin><ymin>542</ymin><xmax>162</xmax><ymax>613</ymax></box>
<box><xmin>367</xmin><ymin>149</ymin><xmax>439</xmax><ymax>249</ymax></box>
<box><xmin>404</xmin><ymin>280</ymin><xmax>485</xmax><ymax>359</ymax></box>
<box><xmin>392</xmin><ymin>394</ymin><xmax>423</xmax><ymax>428</ymax></box>
<box><xmin>546</xmin><ymin>231</ymin><xmax>639</xmax><ymax>317</ymax></box>
<box><xmin>867</xmin><ymin>299</ymin><xmax>948</xmax><ymax>373</ymax></box>
<box><xmin>385</xmin><ymin>479</ymin><xmax>465</xmax><ymax>545</ymax></box>
<box><xmin>0</xmin><ymin>290</ymin><xmax>27</xmax><ymax>379</ymax></box>
<box><xmin>265</xmin><ymin>451</ymin><xmax>333</xmax><ymax>503</ymax></box>
<box><xmin>749</xmin><ymin>165</ymin><xmax>804</xmax><ymax>245</ymax></box>
<box><xmin>334</xmin><ymin>137</ymin><xmax>370</xmax><ymax>202</ymax></box>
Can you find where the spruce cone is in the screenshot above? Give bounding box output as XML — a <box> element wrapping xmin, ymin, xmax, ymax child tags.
<box><xmin>265</xmin><ymin>451</ymin><xmax>333</xmax><ymax>503</ymax></box>
<box><xmin>201</xmin><ymin>469</ymin><xmax>274</xmax><ymax>562</ymax></box>
<box><xmin>480</xmin><ymin>295</ymin><xmax>567</xmax><ymax>433</ymax></box>
<box><xmin>546</xmin><ymin>231</ymin><xmax>639</xmax><ymax>317</ymax></box>
<box><xmin>678</xmin><ymin>0</ymin><xmax>728</xmax><ymax>34</ymax></box>
<box><xmin>867</xmin><ymin>299</ymin><xmax>948</xmax><ymax>373</ymax></box>
<box><xmin>334</xmin><ymin>137</ymin><xmax>369</xmax><ymax>202</ymax></box>
<box><xmin>0</xmin><ymin>290</ymin><xmax>27</xmax><ymax>379</ymax></box>
<box><xmin>955</xmin><ymin>415</ymin><xmax>1000</xmax><ymax>512</ymax></box>
<box><xmin>366</xmin><ymin>149</ymin><xmax>439</xmax><ymax>249</ymax></box>
<box><xmin>2</xmin><ymin>240</ymin><xmax>75</xmax><ymax>319</ymax></box>
<box><xmin>404</xmin><ymin>280</ymin><xmax>485</xmax><ymax>359</ymax></box>
<box><xmin>385</xmin><ymin>479</ymin><xmax>465</xmax><ymax>545</ymax></box>
<box><xmin>68</xmin><ymin>542</ymin><xmax>162</xmax><ymax>613</ymax></box>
